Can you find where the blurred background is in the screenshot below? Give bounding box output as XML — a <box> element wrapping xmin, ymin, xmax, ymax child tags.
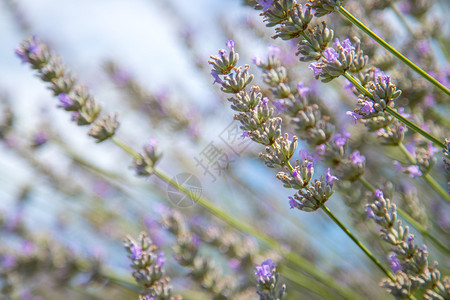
<box><xmin>1</xmin><ymin>0</ymin><xmax>449</xmax><ymax>299</ymax></box>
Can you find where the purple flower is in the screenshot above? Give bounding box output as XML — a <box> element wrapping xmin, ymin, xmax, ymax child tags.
<box><xmin>1</xmin><ymin>254</ymin><xmax>16</xmax><ymax>268</ymax></box>
<box><xmin>272</xmin><ymin>99</ymin><xmax>286</xmax><ymax>113</ymax></box>
<box><xmin>406</xmin><ymin>165</ymin><xmax>422</xmax><ymax>178</ymax></box>
<box><xmin>15</xmin><ymin>47</ymin><xmax>28</xmax><ymax>63</ymax></box>
<box><xmin>288</xmin><ymin>196</ymin><xmax>300</xmax><ymax>209</ymax></box>
<box><xmin>407</xmin><ymin>235</ymin><xmax>414</xmax><ymax>243</ymax></box>
<box><xmin>58</xmin><ymin>93</ymin><xmax>74</xmax><ymax>109</ymax></box>
<box><xmin>144</xmin><ymin>138</ymin><xmax>158</xmax><ymax>155</ymax></box>
<box><xmin>307</xmin><ymin>162</ymin><xmax>313</xmax><ymax>173</ymax></box>
<box><xmin>361</xmin><ymin>101</ymin><xmax>375</xmax><ymax>115</ymax></box>
<box><xmin>241</xmin><ymin>131</ymin><xmax>249</xmax><ymax>139</ymax></box>
<box><xmin>309</xmin><ymin>63</ymin><xmax>322</xmax><ymax>76</ymax></box>
<box><xmin>261</xmin><ymin>97</ymin><xmax>269</xmax><ymax>107</ymax></box>
<box><xmin>365</xmin><ymin>206</ymin><xmax>375</xmax><ymax>219</ymax></box>
<box><xmin>259</xmin><ymin>0</ymin><xmax>274</xmax><ymax>11</ymax></box>
<box><xmin>350</xmin><ymin>150</ymin><xmax>365</xmax><ymax>165</ymax></box>
<box><xmin>375</xmin><ymin>189</ymin><xmax>383</xmax><ymax>198</ymax></box>
<box><xmin>154</xmin><ymin>252</ymin><xmax>166</xmax><ymax>268</ymax></box>
<box><xmin>130</xmin><ymin>245</ymin><xmax>142</xmax><ymax>260</ymax></box>
<box><xmin>346</xmin><ymin>111</ymin><xmax>362</xmax><ymax>124</ymax></box>
<box><xmin>33</xmin><ymin>131</ymin><xmax>47</xmax><ymax>146</ymax></box>
<box><xmin>388</xmin><ymin>254</ymin><xmax>402</xmax><ymax>273</ymax></box>
<box><xmin>417</xmin><ymin>40</ymin><xmax>430</xmax><ymax>55</ymax></box>
<box><xmin>334</xmin><ymin>129</ymin><xmax>351</xmax><ymax>147</ymax></box>
<box><xmin>393</xmin><ymin>160</ymin><xmax>403</xmax><ymax>172</ymax></box>
<box><xmin>15</xmin><ymin>35</ymin><xmax>41</xmax><ymax>63</ymax></box>
<box><xmin>341</xmin><ymin>39</ymin><xmax>355</xmax><ymax>52</ymax></box>
<box><xmin>424</xmin><ymin>95</ymin><xmax>435</xmax><ymax>107</ymax></box>
<box><xmin>211</xmin><ymin>71</ymin><xmax>223</xmax><ymax>85</ymax></box>
<box><xmin>254</xmin><ymin>259</ymin><xmax>277</xmax><ymax>278</ymax></box>
<box><xmin>268</xmin><ymin>45</ymin><xmax>281</xmax><ymax>57</ymax></box>
<box><xmin>326</xmin><ymin>168</ymin><xmax>338</xmax><ymax>185</ymax></box>
<box><xmin>297</xmin><ymin>82</ymin><xmax>310</xmax><ymax>98</ymax></box>
<box><xmin>323</xmin><ymin>47</ymin><xmax>338</xmax><ymax>62</ymax></box>
<box><xmin>373</xmin><ymin>68</ymin><xmax>385</xmax><ymax>81</ymax></box>
<box><xmin>428</xmin><ymin>143</ymin><xmax>439</xmax><ymax>156</ymax></box>
<box><xmin>299</xmin><ymin>149</ymin><xmax>312</xmax><ymax>161</ymax></box>
<box><xmin>252</xmin><ymin>56</ymin><xmax>262</xmax><ymax>66</ymax></box>
<box><xmin>226</xmin><ymin>40</ymin><xmax>235</xmax><ymax>51</ymax></box>
<box><xmin>383</xmin><ymin>75</ymin><xmax>391</xmax><ymax>85</ymax></box>
<box><xmin>405</xmin><ymin>142</ymin><xmax>416</xmax><ymax>155</ymax></box>
<box><xmin>315</xmin><ymin>144</ymin><xmax>326</xmax><ymax>155</ymax></box>
<box><xmin>333</xmin><ymin>38</ymin><xmax>355</xmax><ymax>52</ymax></box>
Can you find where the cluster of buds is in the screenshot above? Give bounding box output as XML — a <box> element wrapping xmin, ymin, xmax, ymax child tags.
<box><xmin>257</xmin><ymin>52</ymin><xmax>364</xmax><ymax>181</ymax></box>
<box><xmin>393</xmin><ymin>143</ymin><xmax>438</xmax><ymax>178</ymax></box>
<box><xmin>254</xmin><ymin>259</ymin><xmax>287</xmax><ymax>300</ymax></box>
<box><xmin>123</xmin><ymin>232</ymin><xmax>179</xmax><ymax>300</ymax></box>
<box><xmin>133</xmin><ymin>138</ymin><xmax>162</xmax><ymax>176</ymax></box>
<box><xmin>15</xmin><ymin>36</ymin><xmax>119</xmax><ymax>143</ymax></box>
<box><xmin>309</xmin><ymin>38</ymin><xmax>368</xmax><ymax>82</ymax></box>
<box><xmin>210</xmin><ymin>41</ymin><xmax>339</xmax><ymax>212</ymax></box>
<box><xmin>160</xmin><ymin>210</ymin><xmax>235</xmax><ymax>299</ymax></box>
<box><xmin>366</xmin><ymin>190</ymin><xmax>449</xmax><ymax>299</ymax></box>
<box><xmin>307</xmin><ymin>0</ymin><xmax>344</xmax><ymax>17</ymax></box>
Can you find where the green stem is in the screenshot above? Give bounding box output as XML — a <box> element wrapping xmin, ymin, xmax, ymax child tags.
<box><xmin>282</xmin><ymin>266</ymin><xmax>338</xmax><ymax>299</ymax></box>
<box><xmin>398</xmin><ymin>143</ymin><xmax>450</xmax><ymax>201</ymax></box>
<box><xmin>319</xmin><ymin>203</ymin><xmax>395</xmax><ymax>281</ymax></box>
<box><xmin>110</xmin><ymin>137</ymin><xmax>361</xmax><ymax>299</ymax></box>
<box><xmin>358</xmin><ymin>177</ymin><xmax>450</xmax><ymax>255</ymax></box>
<box><xmin>338</xmin><ymin>6</ymin><xmax>450</xmax><ymax>96</ymax></box>
<box><xmin>343</xmin><ymin>72</ymin><xmax>445</xmax><ymax>149</ymax></box>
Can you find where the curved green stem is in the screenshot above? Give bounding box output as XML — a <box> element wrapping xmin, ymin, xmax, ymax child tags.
<box><xmin>398</xmin><ymin>143</ymin><xmax>450</xmax><ymax>201</ymax></box>
<box><xmin>338</xmin><ymin>6</ymin><xmax>450</xmax><ymax>96</ymax></box>
<box><xmin>110</xmin><ymin>137</ymin><xmax>361</xmax><ymax>299</ymax></box>
<box><xmin>319</xmin><ymin>203</ymin><xmax>395</xmax><ymax>281</ymax></box>
<box><xmin>343</xmin><ymin>72</ymin><xmax>445</xmax><ymax>149</ymax></box>
<box><xmin>358</xmin><ymin>177</ymin><xmax>450</xmax><ymax>255</ymax></box>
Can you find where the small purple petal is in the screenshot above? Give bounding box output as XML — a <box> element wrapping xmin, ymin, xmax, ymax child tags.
<box><xmin>259</xmin><ymin>0</ymin><xmax>274</xmax><ymax>11</ymax></box>
<box><xmin>226</xmin><ymin>40</ymin><xmax>235</xmax><ymax>51</ymax></box>
<box><xmin>58</xmin><ymin>93</ymin><xmax>74</xmax><ymax>109</ymax></box>
<box><xmin>375</xmin><ymin>189</ymin><xmax>383</xmax><ymax>198</ymax></box>
<box><xmin>406</xmin><ymin>165</ymin><xmax>422</xmax><ymax>178</ymax></box>
<box><xmin>325</xmin><ymin>168</ymin><xmax>338</xmax><ymax>185</ymax></box>
<box><xmin>309</xmin><ymin>63</ymin><xmax>322</xmax><ymax>76</ymax></box>
<box><xmin>341</xmin><ymin>39</ymin><xmax>355</xmax><ymax>52</ymax></box>
<box><xmin>323</xmin><ymin>47</ymin><xmax>338</xmax><ymax>62</ymax></box>
<box><xmin>350</xmin><ymin>150</ymin><xmax>365</xmax><ymax>165</ymax></box>
<box><xmin>346</xmin><ymin>111</ymin><xmax>362</xmax><ymax>124</ymax></box>
<box><xmin>297</xmin><ymin>82</ymin><xmax>310</xmax><ymax>98</ymax></box>
<box><xmin>389</xmin><ymin>254</ymin><xmax>402</xmax><ymax>273</ymax></box>
<box><xmin>211</xmin><ymin>71</ymin><xmax>223</xmax><ymax>85</ymax></box>
<box><xmin>255</xmin><ymin>259</ymin><xmax>277</xmax><ymax>278</ymax></box>
<box><xmin>365</xmin><ymin>206</ymin><xmax>375</xmax><ymax>219</ymax></box>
